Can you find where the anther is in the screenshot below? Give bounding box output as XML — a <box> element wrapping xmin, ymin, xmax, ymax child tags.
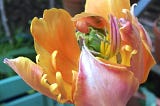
<box><xmin>41</xmin><ymin>74</ymin><xmax>49</xmax><ymax>87</ymax></box>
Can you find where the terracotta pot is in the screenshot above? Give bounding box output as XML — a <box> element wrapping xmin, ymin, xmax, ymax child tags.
<box><xmin>153</xmin><ymin>17</ymin><xmax>160</xmax><ymax>63</ymax></box>
<box><xmin>62</xmin><ymin>0</ymin><xmax>85</xmax><ymax>16</ymax></box>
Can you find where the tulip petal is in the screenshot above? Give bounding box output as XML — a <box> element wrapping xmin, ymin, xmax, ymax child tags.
<box><xmin>141</xmin><ymin>42</ymin><xmax>156</xmax><ymax>83</ymax></box>
<box><xmin>35</xmin><ymin>42</ymin><xmax>56</xmax><ymax>83</ymax></box>
<box><xmin>31</xmin><ymin>8</ymin><xmax>80</xmax><ymax>55</ymax></box>
<box><xmin>133</xmin><ymin>16</ymin><xmax>153</xmax><ymax>50</ymax></box>
<box><xmin>85</xmin><ymin>0</ymin><xmax>130</xmax><ymax>20</ymax></box>
<box><xmin>120</xmin><ymin>19</ymin><xmax>144</xmax><ymax>82</ymax></box>
<box><xmin>132</xmin><ymin>16</ymin><xmax>156</xmax><ymax>83</ymax></box>
<box><xmin>31</xmin><ymin>8</ymin><xmax>80</xmax><ymax>69</ymax></box>
<box><xmin>119</xmin><ymin>17</ymin><xmax>156</xmax><ymax>83</ymax></box>
<box><xmin>74</xmin><ymin>47</ymin><xmax>139</xmax><ymax>106</ymax></box>
<box><xmin>134</xmin><ymin>20</ymin><xmax>156</xmax><ymax>83</ymax></box>
<box><xmin>108</xmin><ymin>15</ymin><xmax>121</xmax><ymax>57</ymax></box>
<box><xmin>51</xmin><ymin>50</ymin><xmax>78</xmax><ymax>83</ymax></box>
<box><xmin>31</xmin><ymin>8</ymin><xmax>80</xmax><ymax>83</ymax></box>
<box><xmin>72</xmin><ymin>12</ymin><xmax>107</xmax><ymax>33</ymax></box>
<box><xmin>3</xmin><ymin>57</ymin><xmax>56</xmax><ymax>100</ymax></box>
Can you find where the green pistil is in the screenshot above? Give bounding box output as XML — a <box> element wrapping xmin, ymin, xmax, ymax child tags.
<box><xmin>76</xmin><ymin>27</ymin><xmax>109</xmax><ymax>56</ymax></box>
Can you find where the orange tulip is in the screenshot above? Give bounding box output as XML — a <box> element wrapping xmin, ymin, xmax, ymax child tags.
<box><xmin>4</xmin><ymin>0</ymin><xmax>155</xmax><ymax>106</ymax></box>
<box><xmin>5</xmin><ymin>9</ymin><xmax>81</xmax><ymax>103</ymax></box>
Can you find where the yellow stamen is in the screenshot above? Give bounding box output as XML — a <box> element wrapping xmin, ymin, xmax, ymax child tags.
<box><xmin>120</xmin><ymin>45</ymin><xmax>137</xmax><ymax>66</ymax></box>
<box><xmin>40</xmin><ymin>72</ymin><xmax>73</xmax><ymax>103</ymax></box>
<box><xmin>72</xmin><ymin>70</ymin><xmax>78</xmax><ymax>80</ymax></box>
<box><xmin>56</xmin><ymin>72</ymin><xmax>67</xmax><ymax>98</ymax></box>
<box><xmin>108</xmin><ymin>55</ymin><xmax>117</xmax><ymax>64</ymax></box>
<box><xmin>36</xmin><ymin>54</ymin><xmax>40</xmax><ymax>63</ymax></box>
<box><xmin>56</xmin><ymin>72</ymin><xmax>72</xmax><ymax>103</ymax></box>
<box><xmin>57</xmin><ymin>93</ymin><xmax>67</xmax><ymax>104</ymax></box>
<box><xmin>100</xmin><ymin>34</ymin><xmax>112</xmax><ymax>59</ymax></box>
<box><xmin>49</xmin><ymin>83</ymin><xmax>59</xmax><ymax>96</ymax></box>
<box><xmin>41</xmin><ymin>74</ymin><xmax>50</xmax><ymax>88</ymax></box>
<box><xmin>105</xmin><ymin>45</ymin><xmax>111</xmax><ymax>57</ymax></box>
<box><xmin>104</xmin><ymin>36</ymin><xmax>110</xmax><ymax>56</ymax></box>
<box><xmin>51</xmin><ymin>50</ymin><xmax>58</xmax><ymax>70</ymax></box>
<box><xmin>100</xmin><ymin>41</ymin><xmax>105</xmax><ymax>55</ymax></box>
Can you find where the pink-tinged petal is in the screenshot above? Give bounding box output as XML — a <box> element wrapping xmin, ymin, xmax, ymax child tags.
<box><xmin>119</xmin><ymin>18</ymin><xmax>156</xmax><ymax>83</ymax></box>
<box><xmin>120</xmin><ymin>20</ymin><xmax>143</xmax><ymax>82</ymax></box>
<box><xmin>132</xmin><ymin>17</ymin><xmax>156</xmax><ymax>83</ymax></box>
<box><xmin>3</xmin><ymin>57</ymin><xmax>56</xmax><ymax>100</ymax></box>
<box><xmin>131</xmin><ymin>15</ymin><xmax>153</xmax><ymax>50</ymax></box>
<box><xmin>73</xmin><ymin>47</ymin><xmax>139</xmax><ymax>106</ymax></box>
<box><xmin>109</xmin><ymin>15</ymin><xmax>121</xmax><ymax>57</ymax></box>
<box><xmin>137</xmin><ymin>22</ymin><xmax>153</xmax><ymax>50</ymax></box>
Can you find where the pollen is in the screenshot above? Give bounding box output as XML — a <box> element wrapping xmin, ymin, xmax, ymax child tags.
<box><xmin>40</xmin><ymin>72</ymin><xmax>73</xmax><ymax>103</ymax></box>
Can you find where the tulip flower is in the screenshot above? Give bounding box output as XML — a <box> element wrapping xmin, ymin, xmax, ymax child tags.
<box><xmin>4</xmin><ymin>0</ymin><xmax>155</xmax><ymax>106</ymax></box>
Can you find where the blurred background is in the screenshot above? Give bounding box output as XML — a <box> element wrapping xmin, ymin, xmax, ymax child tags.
<box><xmin>0</xmin><ymin>0</ymin><xmax>160</xmax><ymax>106</ymax></box>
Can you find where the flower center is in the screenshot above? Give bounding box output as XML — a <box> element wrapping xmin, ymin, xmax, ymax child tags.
<box><xmin>76</xmin><ymin>27</ymin><xmax>110</xmax><ymax>58</ymax></box>
<box><xmin>75</xmin><ymin>15</ymin><xmax>137</xmax><ymax>66</ymax></box>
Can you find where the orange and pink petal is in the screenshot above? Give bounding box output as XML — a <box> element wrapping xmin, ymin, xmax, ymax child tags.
<box><xmin>3</xmin><ymin>57</ymin><xmax>56</xmax><ymax>100</ymax></box>
<box><xmin>119</xmin><ymin>16</ymin><xmax>155</xmax><ymax>83</ymax></box>
<box><xmin>73</xmin><ymin>47</ymin><xmax>139</xmax><ymax>106</ymax></box>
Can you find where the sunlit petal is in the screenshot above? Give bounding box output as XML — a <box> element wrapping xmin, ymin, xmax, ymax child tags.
<box><xmin>31</xmin><ymin>8</ymin><xmax>80</xmax><ymax>83</ymax></box>
<box><xmin>85</xmin><ymin>0</ymin><xmax>130</xmax><ymax>20</ymax></box>
<box><xmin>31</xmin><ymin>8</ymin><xmax>80</xmax><ymax>66</ymax></box>
<box><xmin>74</xmin><ymin>47</ymin><xmax>139</xmax><ymax>106</ymax></box>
